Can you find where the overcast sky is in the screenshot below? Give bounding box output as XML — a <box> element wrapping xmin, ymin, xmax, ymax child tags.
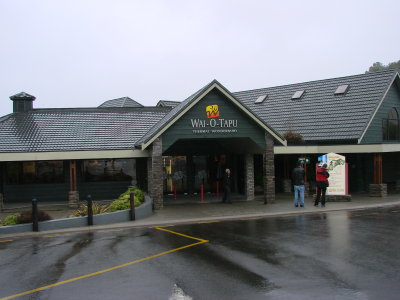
<box><xmin>1</xmin><ymin>0</ymin><xmax>399</xmax><ymax>116</ymax></box>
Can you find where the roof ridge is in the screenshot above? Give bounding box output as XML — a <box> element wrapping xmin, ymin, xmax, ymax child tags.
<box><xmin>233</xmin><ymin>69</ymin><xmax>398</xmax><ymax>94</ymax></box>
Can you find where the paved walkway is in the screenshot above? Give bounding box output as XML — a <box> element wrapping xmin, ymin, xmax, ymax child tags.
<box><xmin>1</xmin><ymin>193</ymin><xmax>400</xmax><ymax>238</ymax></box>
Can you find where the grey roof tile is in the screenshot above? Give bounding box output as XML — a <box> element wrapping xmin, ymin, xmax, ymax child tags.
<box><xmin>233</xmin><ymin>70</ymin><xmax>398</xmax><ymax>142</ymax></box>
<box><xmin>0</xmin><ymin>107</ymin><xmax>170</xmax><ymax>153</ymax></box>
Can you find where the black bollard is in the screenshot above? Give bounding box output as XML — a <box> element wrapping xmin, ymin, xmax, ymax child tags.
<box><xmin>129</xmin><ymin>192</ymin><xmax>136</xmax><ymax>221</ymax></box>
<box><xmin>32</xmin><ymin>198</ymin><xmax>39</xmax><ymax>232</ymax></box>
<box><xmin>87</xmin><ymin>195</ymin><xmax>93</xmax><ymax>226</ymax></box>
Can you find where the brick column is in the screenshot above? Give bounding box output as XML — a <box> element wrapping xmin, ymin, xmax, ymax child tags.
<box><xmin>263</xmin><ymin>133</ymin><xmax>275</xmax><ymax>204</ymax></box>
<box><xmin>245</xmin><ymin>153</ymin><xmax>255</xmax><ymax>201</ymax></box>
<box><xmin>150</xmin><ymin>138</ymin><xmax>164</xmax><ymax>209</ymax></box>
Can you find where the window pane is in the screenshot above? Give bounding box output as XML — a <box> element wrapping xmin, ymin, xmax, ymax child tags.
<box><xmin>6</xmin><ymin>162</ymin><xmax>20</xmax><ymax>184</ymax></box>
<box><xmin>388</xmin><ymin>119</ymin><xmax>399</xmax><ymax>140</ymax></box>
<box><xmin>83</xmin><ymin>159</ymin><xmax>133</xmax><ymax>182</ymax></box>
<box><xmin>36</xmin><ymin>161</ymin><xmax>64</xmax><ymax>183</ymax></box>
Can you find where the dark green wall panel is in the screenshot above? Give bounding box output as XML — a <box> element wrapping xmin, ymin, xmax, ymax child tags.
<box><xmin>362</xmin><ymin>83</ymin><xmax>400</xmax><ymax>144</ymax></box>
<box><xmin>162</xmin><ymin>88</ymin><xmax>266</xmax><ymax>151</ymax></box>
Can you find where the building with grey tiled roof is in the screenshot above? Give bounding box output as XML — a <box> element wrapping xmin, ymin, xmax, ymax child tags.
<box><xmin>0</xmin><ymin>70</ymin><xmax>399</xmax><ymax>208</ymax></box>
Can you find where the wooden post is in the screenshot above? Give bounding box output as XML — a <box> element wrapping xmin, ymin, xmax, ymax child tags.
<box><xmin>373</xmin><ymin>153</ymin><xmax>382</xmax><ymax>184</ymax></box>
<box><xmin>69</xmin><ymin>160</ymin><xmax>77</xmax><ymax>191</ymax></box>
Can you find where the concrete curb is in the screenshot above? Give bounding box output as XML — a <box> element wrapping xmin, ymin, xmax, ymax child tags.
<box><xmin>1</xmin><ymin>200</ymin><xmax>399</xmax><ymax>240</ymax></box>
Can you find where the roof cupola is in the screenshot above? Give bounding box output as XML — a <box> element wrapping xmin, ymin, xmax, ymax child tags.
<box><xmin>10</xmin><ymin>92</ymin><xmax>36</xmax><ymax>112</ymax></box>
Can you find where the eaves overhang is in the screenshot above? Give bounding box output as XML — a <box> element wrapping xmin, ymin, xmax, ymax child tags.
<box><xmin>0</xmin><ymin>149</ymin><xmax>150</xmax><ymax>162</ymax></box>
<box><xmin>274</xmin><ymin>143</ymin><xmax>400</xmax><ymax>154</ymax></box>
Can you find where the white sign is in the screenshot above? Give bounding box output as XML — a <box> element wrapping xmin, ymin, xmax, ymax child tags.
<box><xmin>320</xmin><ymin>153</ymin><xmax>347</xmax><ymax>195</ymax></box>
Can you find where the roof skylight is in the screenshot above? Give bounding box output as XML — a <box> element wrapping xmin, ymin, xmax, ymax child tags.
<box><xmin>291</xmin><ymin>90</ymin><xmax>305</xmax><ymax>99</ymax></box>
<box><xmin>255</xmin><ymin>95</ymin><xmax>267</xmax><ymax>104</ymax></box>
<box><xmin>335</xmin><ymin>84</ymin><xmax>350</xmax><ymax>95</ymax></box>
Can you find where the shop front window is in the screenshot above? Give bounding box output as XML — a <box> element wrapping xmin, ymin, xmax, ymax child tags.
<box><xmin>6</xmin><ymin>161</ymin><xmax>64</xmax><ymax>184</ymax></box>
<box><xmin>83</xmin><ymin>159</ymin><xmax>134</xmax><ymax>182</ymax></box>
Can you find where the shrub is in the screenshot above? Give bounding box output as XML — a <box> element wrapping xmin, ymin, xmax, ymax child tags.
<box><xmin>108</xmin><ymin>187</ymin><xmax>144</xmax><ymax>212</ymax></box>
<box><xmin>118</xmin><ymin>186</ymin><xmax>144</xmax><ymax>203</ymax></box>
<box><xmin>19</xmin><ymin>210</ymin><xmax>52</xmax><ymax>224</ymax></box>
<box><xmin>108</xmin><ymin>199</ymin><xmax>130</xmax><ymax>212</ymax></box>
<box><xmin>3</xmin><ymin>214</ymin><xmax>21</xmax><ymax>226</ymax></box>
<box><xmin>71</xmin><ymin>202</ymin><xmax>109</xmax><ymax>217</ymax></box>
<box><xmin>283</xmin><ymin>130</ymin><xmax>304</xmax><ymax>143</ymax></box>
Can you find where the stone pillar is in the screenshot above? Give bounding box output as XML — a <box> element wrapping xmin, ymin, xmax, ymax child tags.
<box><xmin>245</xmin><ymin>153</ymin><xmax>255</xmax><ymax>201</ymax></box>
<box><xmin>263</xmin><ymin>133</ymin><xmax>275</xmax><ymax>204</ymax></box>
<box><xmin>68</xmin><ymin>191</ymin><xmax>79</xmax><ymax>208</ymax></box>
<box><xmin>68</xmin><ymin>160</ymin><xmax>79</xmax><ymax>208</ymax></box>
<box><xmin>150</xmin><ymin>138</ymin><xmax>163</xmax><ymax>209</ymax></box>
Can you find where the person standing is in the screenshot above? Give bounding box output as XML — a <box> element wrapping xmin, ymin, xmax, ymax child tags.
<box><xmin>222</xmin><ymin>168</ymin><xmax>232</xmax><ymax>204</ymax></box>
<box><xmin>314</xmin><ymin>163</ymin><xmax>330</xmax><ymax>207</ymax></box>
<box><xmin>292</xmin><ymin>161</ymin><xmax>306</xmax><ymax>207</ymax></box>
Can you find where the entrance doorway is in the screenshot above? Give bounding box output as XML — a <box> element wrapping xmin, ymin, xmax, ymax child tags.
<box><xmin>163</xmin><ymin>154</ymin><xmax>244</xmax><ymax>199</ymax></box>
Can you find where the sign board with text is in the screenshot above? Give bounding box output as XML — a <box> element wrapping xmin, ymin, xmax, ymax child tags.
<box><xmin>318</xmin><ymin>152</ymin><xmax>348</xmax><ymax>195</ymax></box>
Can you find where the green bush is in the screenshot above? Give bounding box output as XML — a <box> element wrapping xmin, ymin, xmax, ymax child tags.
<box><xmin>109</xmin><ymin>199</ymin><xmax>130</xmax><ymax>212</ymax></box>
<box><xmin>108</xmin><ymin>187</ymin><xmax>144</xmax><ymax>212</ymax></box>
<box><xmin>71</xmin><ymin>202</ymin><xmax>109</xmax><ymax>217</ymax></box>
<box><xmin>3</xmin><ymin>214</ymin><xmax>21</xmax><ymax>226</ymax></box>
<box><xmin>118</xmin><ymin>186</ymin><xmax>144</xmax><ymax>203</ymax></box>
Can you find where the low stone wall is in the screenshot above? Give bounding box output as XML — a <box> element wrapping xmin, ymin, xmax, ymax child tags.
<box><xmin>0</xmin><ymin>196</ymin><xmax>153</xmax><ymax>235</ymax></box>
<box><xmin>369</xmin><ymin>184</ymin><xmax>387</xmax><ymax>197</ymax></box>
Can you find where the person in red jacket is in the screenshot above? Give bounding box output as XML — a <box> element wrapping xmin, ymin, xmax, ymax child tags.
<box><xmin>314</xmin><ymin>163</ymin><xmax>329</xmax><ymax>207</ymax></box>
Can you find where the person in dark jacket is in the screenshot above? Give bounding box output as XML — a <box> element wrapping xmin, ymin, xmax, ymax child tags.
<box><xmin>292</xmin><ymin>161</ymin><xmax>306</xmax><ymax>207</ymax></box>
<box><xmin>314</xmin><ymin>163</ymin><xmax>330</xmax><ymax>207</ymax></box>
<box><xmin>222</xmin><ymin>168</ymin><xmax>232</xmax><ymax>204</ymax></box>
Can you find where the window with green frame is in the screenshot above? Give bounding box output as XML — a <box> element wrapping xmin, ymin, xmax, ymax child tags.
<box><xmin>382</xmin><ymin>108</ymin><xmax>400</xmax><ymax>141</ymax></box>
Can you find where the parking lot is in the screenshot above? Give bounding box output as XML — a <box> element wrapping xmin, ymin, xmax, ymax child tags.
<box><xmin>1</xmin><ymin>206</ymin><xmax>400</xmax><ymax>300</ymax></box>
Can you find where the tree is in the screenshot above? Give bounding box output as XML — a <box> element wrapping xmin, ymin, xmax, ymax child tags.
<box><xmin>366</xmin><ymin>60</ymin><xmax>400</xmax><ymax>73</ymax></box>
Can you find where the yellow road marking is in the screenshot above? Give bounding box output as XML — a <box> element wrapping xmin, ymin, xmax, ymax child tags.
<box><xmin>154</xmin><ymin>226</ymin><xmax>209</xmax><ymax>243</ymax></box>
<box><xmin>150</xmin><ymin>224</ymin><xmax>175</xmax><ymax>228</ymax></box>
<box><xmin>43</xmin><ymin>234</ymin><xmax>70</xmax><ymax>238</ymax></box>
<box><xmin>0</xmin><ymin>240</ymin><xmax>13</xmax><ymax>243</ymax></box>
<box><xmin>391</xmin><ymin>210</ymin><xmax>400</xmax><ymax>213</ymax></box>
<box><xmin>350</xmin><ymin>212</ymin><xmax>380</xmax><ymax>218</ymax></box>
<box><xmin>1</xmin><ymin>227</ymin><xmax>208</xmax><ymax>300</ymax></box>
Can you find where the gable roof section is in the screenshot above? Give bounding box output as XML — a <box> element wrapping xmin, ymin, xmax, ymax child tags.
<box><xmin>136</xmin><ymin>80</ymin><xmax>286</xmax><ymax>150</ymax></box>
<box><xmin>156</xmin><ymin>100</ymin><xmax>181</xmax><ymax>108</ymax></box>
<box><xmin>233</xmin><ymin>70</ymin><xmax>399</xmax><ymax>143</ymax></box>
<box><xmin>358</xmin><ymin>72</ymin><xmax>400</xmax><ymax>143</ymax></box>
<box><xmin>98</xmin><ymin>97</ymin><xmax>144</xmax><ymax>108</ymax></box>
<box><xmin>0</xmin><ymin>107</ymin><xmax>169</xmax><ymax>153</ymax></box>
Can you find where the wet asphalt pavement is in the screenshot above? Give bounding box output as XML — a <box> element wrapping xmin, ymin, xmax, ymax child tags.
<box><xmin>1</xmin><ymin>207</ymin><xmax>400</xmax><ymax>300</ymax></box>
